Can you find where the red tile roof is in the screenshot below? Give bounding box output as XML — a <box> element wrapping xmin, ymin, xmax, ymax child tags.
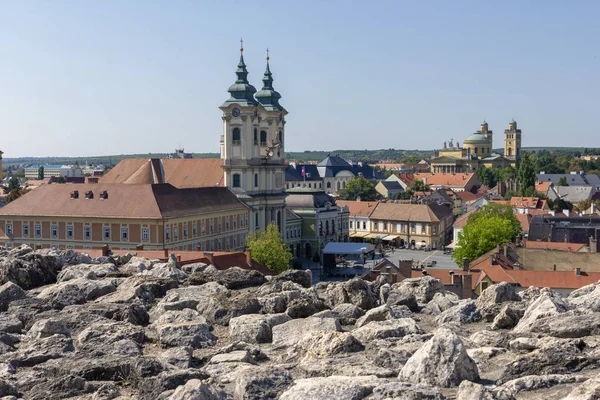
<box><xmin>514</xmin><ymin>212</ymin><xmax>532</xmax><ymax>232</ymax></box>
<box><xmin>336</xmin><ymin>200</ymin><xmax>379</xmax><ymax>218</ymax></box>
<box><xmin>453</xmin><ymin>209</ymin><xmax>476</xmax><ymax>228</ymax></box>
<box><xmin>414</xmin><ymin>172</ymin><xmax>478</xmax><ymax>188</ymax></box>
<box><xmin>535</xmin><ymin>181</ymin><xmax>553</xmax><ymax>194</ymax></box>
<box><xmin>508</xmin><ymin>270</ymin><xmax>600</xmax><ymax>289</ymax></box>
<box><xmin>510</xmin><ymin>197</ymin><xmax>542</xmax><ymax>208</ymax></box>
<box><xmin>523</xmin><ymin>240</ymin><xmax>586</xmax><ymax>252</ymax></box>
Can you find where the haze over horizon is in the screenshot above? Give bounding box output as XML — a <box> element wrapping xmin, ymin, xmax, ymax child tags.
<box><xmin>2</xmin><ymin>1</ymin><xmax>599</xmax><ymax>158</ymax></box>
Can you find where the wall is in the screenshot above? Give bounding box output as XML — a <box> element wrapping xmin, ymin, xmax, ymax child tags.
<box><xmin>514</xmin><ymin>247</ymin><xmax>600</xmax><ymax>272</ymax></box>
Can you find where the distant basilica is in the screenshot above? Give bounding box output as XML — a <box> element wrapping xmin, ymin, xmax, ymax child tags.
<box><xmin>429</xmin><ymin>120</ymin><xmax>522</xmax><ymax>173</ymax></box>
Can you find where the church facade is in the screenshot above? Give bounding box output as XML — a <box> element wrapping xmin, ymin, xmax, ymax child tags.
<box><xmin>430</xmin><ymin>120</ymin><xmax>522</xmax><ymax>174</ymax></box>
<box><xmin>219</xmin><ymin>44</ymin><xmax>287</xmax><ymax>233</ymax></box>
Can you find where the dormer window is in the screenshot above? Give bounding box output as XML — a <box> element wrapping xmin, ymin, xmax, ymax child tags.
<box><xmin>232</xmin><ymin>128</ymin><xmax>241</xmax><ymax>144</ymax></box>
<box><xmin>85</xmin><ymin>191</ymin><xmax>94</xmax><ymax>199</ymax></box>
<box><xmin>70</xmin><ymin>190</ymin><xmax>79</xmax><ymax>199</ymax></box>
<box><xmin>100</xmin><ymin>191</ymin><xmax>108</xmax><ymax>200</ymax></box>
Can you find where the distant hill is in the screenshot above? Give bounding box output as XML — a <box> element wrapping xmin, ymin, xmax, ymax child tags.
<box><xmin>2</xmin><ymin>147</ymin><xmax>589</xmax><ymax>168</ymax></box>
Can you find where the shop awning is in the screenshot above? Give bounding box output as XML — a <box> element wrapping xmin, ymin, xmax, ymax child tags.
<box><xmin>323</xmin><ymin>242</ymin><xmax>375</xmax><ymax>255</ymax></box>
<box><xmin>382</xmin><ymin>235</ymin><xmax>399</xmax><ymax>241</ymax></box>
<box><xmin>350</xmin><ymin>232</ymin><xmax>370</xmax><ymax>238</ymax></box>
<box><xmin>446</xmin><ymin>241</ymin><xmax>457</xmax><ymax>249</ymax></box>
<box><xmin>365</xmin><ymin>233</ymin><xmax>387</xmax><ymax>239</ymax></box>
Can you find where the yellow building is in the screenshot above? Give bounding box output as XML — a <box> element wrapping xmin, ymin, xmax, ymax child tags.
<box><xmin>431</xmin><ymin>121</ymin><xmax>520</xmax><ymax>173</ymax></box>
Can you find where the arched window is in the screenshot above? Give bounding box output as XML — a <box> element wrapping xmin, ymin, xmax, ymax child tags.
<box><xmin>253</xmin><ymin>128</ymin><xmax>258</xmax><ymax>144</ymax></box>
<box><xmin>325</xmin><ymin>220</ymin><xmax>329</xmax><ymax>235</ymax></box>
<box><xmin>255</xmin><ymin>213</ymin><xmax>259</xmax><ymax>229</ymax></box>
<box><xmin>336</xmin><ymin>181</ymin><xmax>341</xmax><ymax>191</ymax></box>
<box><xmin>327</xmin><ymin>182</ymin><xmax>331</xmax><ymax>189</ymax></box>
<box><xmin>254</xmin><ymin>173</ymin><xmax>258</xmax><ymax>188</ymax></box>
<box><xmin>343</xmin><ymin>181</ymin><xmax>346</xmax><ymax>188</ymax></box>
<box><xmin>232</xmin><ymin>128</ymin><xmax>241</xmax><ymax>143</ymax></box>
<box><xmin>278</xmin><ymin>130</ymin><xmax>283</xmax><ymax>143</ymax></box>
<box><xmin>260</xmin><ymin>131</ymin><xmax>267</xmax><ymax>145</ymax></box>
<box><xmin>232</xmin><ymin>174</ymin><xmax>241</xmax><ymax>188</ymax></box>
<box><xmin>332</xmin><ymin>220</ymin><xmax>335</xmax><ymax>234</ymax></box>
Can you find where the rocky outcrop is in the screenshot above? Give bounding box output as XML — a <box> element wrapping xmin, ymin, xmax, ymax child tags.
<box><xmin>513</xmin><ymin>288</ymin><xmax>572</xmax><ymax>334</ymax></box>
<box><xmin>188</xmin><ymin>266</ymin><xmax>266</xmax><ymax>290</ymax></box>
<box><xmin>353</xmin><ymin>318</ymin><xmax>423</xmax><ymax>343</ymax></box>
<box><xmin>324</xmin><ymin>278</ymin><xmax>377</xmax><ymax>310</ymax></box>
<box><xmin>0</xmin><ymin>281</ymin><xmax>27</xmax><ymax>311</ymax></box>
<box><xmin>279</xmin><ymin>375</ymin><xmax>378</xmax><ymax>400</ymax></box>
<box><xmin>229</xmin><ymin>313</ymin><xmax>291</xmax><ymax>344</ymax></box>
<box><xmin>399</xmin><ymin>328</ymin><xmax>479</xmax><ymax>387</ymax></box>
<box><xmin>435</xmin><ymin>300</ymin><xmax>481</xmax><ymax>325</ymax></box>
<box><xmin>476</xmin><ymin>282</ymin><xmax>520</xmax><ymax>321</ymax></box>
<box><xmin>272</xmin><ymin>317</ymin><xmax>341</xmax><ymax>348</ymax></box>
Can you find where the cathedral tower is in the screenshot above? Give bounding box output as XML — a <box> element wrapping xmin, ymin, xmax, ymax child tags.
<box><xmin>219</xmin><ymin>43</ymin><xmax>287</xmax><ymax>233</ymax></box>
<box><xmin>504</xmin><ymin>119</ymin><xmax>522</xmax><ymax>159</ymax></box>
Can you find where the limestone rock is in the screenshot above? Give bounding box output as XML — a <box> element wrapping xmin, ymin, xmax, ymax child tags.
<box><xmin>279</xmin><ymin>375</ymin><xmax>379</xmax><ymax>400</ymax></box>
<box><xmin>370</xmin><ymin>381</ymin><xmax>446</xmax><ymax>400</ymax></box>
<box><xmin>196</xmin><ymin>291</ymin><xmax>261</xmax><ymax>326</ymax></box>
<box><xmin>0</xmin><ymin>314</ymin><xmax>22</xmax><ymax>334</ymax></box>
<box><xmin>229</xmin><ymin>313</ymin><xmax>291</xmax><ymax>344</ymax></box>
<box><xmin>491</xmin><ymin>302</ymin><xmax>526</xmax><ymax>330</ymax></box>
<box><xmin>56</xmin><ymin>263</ymin><xmax>119</xmax><ymax>282</ymax></box>
<box><xmin>513</xmin><ymin>288</ymin><xmax>572</xmax><ymax>334</ymax></box>
<box><xmin>399</xmin><ymin>328</ymin><xmax>479</xmax><ymax>388</ymax></box>
<box><xmin>353</xmin><ymin>318</ymin><xmax>423</xmax><ymax>343</ymax></box>
<box><xmin>501</xmin><ymin>374</ymin><xmax>588</xmax><ymax>394</ymax></box>
<box><xmin>455</xmin><ymin>381</ymin><xmax>514</xmax><ymax>400</ymax></box>
<box><xmin>435</xmin><ymin>300</ymin><xmax>481</xmax><ymax>325</ymax></box>
<box><xmin>568</xmin><ymin>281</ymin><xmax>600</xmax><ymax>312</ymax></box>
<box><xmin>187</xmin><ymin>266</ymin><xmax>266</xmax><ymax>290</ymax></box>
<box><xmin>313</xmin><ymin>303</ymin><xmax>366</xmax><ymax>325</ymax></box>
<box><xmin>270</xmin><ymin>269</ymin><xmax>312</xmax><ymax>288</ymax></box>
<box><xmin>37</xmin><ymin>278</ymin><xmax>116</xmax><ymax>309</ymax></box>
<box><xmin>355</xmin><ymin>304</ymin><xmax>410</xmax><ymax>328</ymax></box>
<box><xmin>423</xmin><ymin>291</ymin><xmax>459</xmax><ymax>315</ymax></box>
<box><xmin>234</xmin><ymin>365</ymin><xmax>293</xmax><ymax>400</ymax></box>
<box><xmin>0</xmin><ymin>251</ymin><xmax>60</xmax><ymax>289</ymax></box>
<box><xmin>0</xmin><ymin>281</ymin><xmax>27</xmax><ymax>311</ymax></box>
<box><xmin>324</xmin><ymin>278</ymin><xmax>378</xmax><ymax>310</ymax></box>
<box><xmin>287</xmin><ymin>330</ymin><xmax>364</xmax><ymax>361</ymax></box>
<box><xmin>563</xmin><ymin>375</ymin><xmax>600</xmax><ymax>400</ymax></box>
<box><xmin>159</xmin><ymin>346</ymin><xmax>192</xmax><ymax>368</ymax></box>
<box><xmin>27</xmin><ymin>318</ymin><xmax>70</xmax><ymax>340</ymax></box>
<box><xmin>475</xmin><ymin>282</ymin><xmax>520</xmax><ymax>321</ymax></box>
<box><xmin>391</xmin><ymin>276</ymin><xmax>444</xmax><ymax>306</ymax></box>
<box><xmin>271</xmin><ymin>316</ymin><xmax>341</xmax><ymax>348</ymax></box>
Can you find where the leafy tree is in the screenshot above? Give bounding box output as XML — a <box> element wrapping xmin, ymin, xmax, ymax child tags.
<box><xmin>401</xmin><ymin>156</ymin><xmax>422</xmax><ymax>164</ymax></box>
<box><xmin>410</xmin><ymin>179</ymin><xmax>430</xmax><ymax>192</ymax></box>
<box><xmin>476</xmin><ymin>166</ymin><xmax>497</xmax><ymax>188</ymax></box>
<box><xmin>38</xmin><ymin>166</ymin><xmax>45</xmax><ymax>180</ymax></box>
<box><xmin>5</xmin><ymin>188</ymin><xmax>30</xmax><ymax>204</ymax></box>
<box><xmin>396</xmin><ymin>190</ymin><xmax>413</xmax><ymax>200</ymax></box>
<box><xmin>548</xmin><ymin>198</ymin><xmax>573</xmax><ymax>212</ymax></box>
<box><xmin>452</xmin><ymin>204</ymin><xmax>521</xmax><ymax>264</ymax></box>
<box><xmin>517</xmin><ymin>153</ymin><xmax>535</xmax><ymax>196</ymax></box>
<box><xmin>8</xmin><ymin>177</ymin><xmax>20</xmax><ymax>191</ymax></box>
<box><xmin>557</xmin><ymin>176</ymin><xmax>569</xmax><ymax>186</ymax></box>
<box><xmin>246</xmin><ymin>222</ymin><xmax>292</xmax><ymax>274</ymax></box>
<box><xmin>339</xmin><ymin>176</ymin><xmax>377</xmax><ymax>201</ymax></box>
<box><xmin>575</xmin><ymin>199</ymin><xmax>592</xmax><ymax>213</ymax></box>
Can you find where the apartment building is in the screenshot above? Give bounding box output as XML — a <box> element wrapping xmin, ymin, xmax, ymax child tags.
<box><xmin>0</xmin><ymin>183</ymin><xmax>249</xmax><ymax>252</ymax></box>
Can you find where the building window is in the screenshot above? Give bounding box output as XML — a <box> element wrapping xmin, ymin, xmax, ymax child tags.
<box><xmin>383</xmin><ymin>222</ymin><xmax>387</xmax><ymax>231</ymax></box>
<box><xmin>255</xmin><ymin>213</ymin><xmax>259</xmax><ymax>229</ymax></box>
<box><xmin>174</xmin><ymin>226</ymin><xmax>179</xmax><ymax>240</ymax></box>
<box><xmin>363</xmin><ymin>221</ymin><xmax>366</xmax><ymax>230</ymax></box>
<box><xmin>411</xmin><ymin>223</ymin><xmax>416</xmax><ymax>234</ymax></box>
<box><xmin>103</xmin><ymin>226</ymin><xmax>111</xmax><ymax>240</ymax></box>
<box><xmin>201</xmin><ymin>220</ymin><xmax>206</xmax><ymax>234</ymax></box>
<box><xmin>327</xmin><ymin>182</ymin><xmax>331</xmax><ymax>189</ymax></box>
<box><xmin>165</xmin><ymin>227</ymin><xmax>170</xmax><ymax>240</ymax></box>
<box><xmin>183</xmin><ymin>225</ymin><xmax>188</xmax><ymax>237</ymax></box>
<box><xmin>121</xmin><ymin>227</ymin><xmax>128</xmax><ymax>240</ymax></box>
<box><xmin>260</xmin><ymin>130</ymin><xmax>267</xmax><ymax>145</ymax></box>
<box><xmin>254</xmin><ymin>173</ymin><xmax>258</xmax><ymax>188</ymax></box>
<box><xmin>210</xmin><ymin>240</ymin><xmax>215</xmax><ymax>251</ymax></box>
<box><xmin>218</xmin><ymin>238</ymin><xmax>222</xmax><ymax>251</ymax></box>
<box><xmin>226</xmin><ymin>220</ymin><xmax>230</xmax><ymax>230</ymax></box>
<box><xmin>142</xmin><ymin>228</ymin><xmax>150</xmax><ymax>241</ymax></box>
<box><xmin>51</xmin><ymin>225</ymin><xmax>58</xmax><ymax>238</ymax></box>
<box><xmin>5</xmin><ymin>223</ymin><xmax>12</xmax><ymax>236</ymax></box>
<box><xmin>35</xmin><ymin>224</ymin><xmax>41</xmax><ymax>237</ymax></box>
<box><xmin>67</xmin><ymin>226</ymin><xmax>73</xmax><ymax>239</ymax></box>
<box><xmin>233</xmin><ymin>174</ymin><xmax>241</xmax><ymax>188</ymax></box>
<box><xmin>84</xmin><ymin>226</ymin><xmax>91</xmax><ymax>240</ymax></box>
<box><xmin>278</xmin><ymin>130</ymin><xmax>283</xmax><ymax>143</ymax></box>
<box><xmin>192</xmin><ymin>243</ymin><xmax>198</xmax><ymax>251</ymax></box>
<box><xmin>218</xmin><ymin>219</ymin><xmax>222</xmax><ymax>232</ymax></box>
<box><xmin>23</xmin><ymin>224</ymin><xmax>29</xmax><ymax>237</ymax></box>
<box><xmin>253</xmin><ymin>128</ymin><xmax>258</xmax><ymax>144</ymax></box>
<box><xmin>210</xmin><ymin>220</ymin><xmax>214</xmax><ymax>234</ymax></box>
<box><xmin>232</xmin><ymin>128</ymin><xmax>241</xmax><ymax>144</ymax></box>
<box><xmin>192</xmin><ymin>222</ymin><xmax>197</xmax><ymax>236</ymax></box>
<box><xmin>432</xmin><ymin>224</ymin><xmax>437</xmax><ymax>234</ymax></box>
<box><xmin>233</xmin><ymin>217</ymin><xmax>237</xmax><ymax>229</ymax></box>
<box><xmin>349</xmin><ymin>221</ymin><xmax>353</xmax><ymax>229</ymax></box>
<box><xmin>233</xmin><ymin>236</ymin><xmax>237</xmax><ymax>247</ymax></box>
<box><xmin>201</xmin><ymin>241</ymin><xmax>206</xmax><ymax>251</ymax></box>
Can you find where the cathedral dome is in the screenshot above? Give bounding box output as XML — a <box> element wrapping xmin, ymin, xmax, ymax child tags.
<box><xmin>463</xmin><ymin>133</ymin><xmax>491</xmax><ymax>144</ymax></box>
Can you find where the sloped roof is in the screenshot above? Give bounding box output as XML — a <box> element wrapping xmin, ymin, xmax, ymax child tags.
<box><xmin>510</xmin><ymin>197</ymin><xmax>542</xmax><ymax>208</ymax></box>
<box><xmin>453</xmin><ymin>209</ymin><xmax>476</xmax><ymax>228</ymax></box>
<box><xmin>370</xmin><ymin>202</ymin><xmax>452</xmax><ymax>222</ymax></box>
<box><xmin>317</xmin><ymin>155</ymin><xmax>351</xmax><ymax>168</ymax></box>
<box><xmin>536</xmin><ymin>173</ymin><xmax>600</xmax><ymax>187</ymax></box>
<box><xmin>515</xmin><ymin>212</ymin><xmax>532</xmax><ymax>232</ymax></box>
<box><xmin>394</xmin><ymin>174</ymin><xmax>415</xmax><ymax>186</ymax></box>
<box><xmin>508</xmin><ymin>270</ymin><xmax>600</xmax><ymax>289</ymax></box>
<box><xmin>535</xmin><ymin>181</ymin><xmax>553</xmax><ymax>193</ymax></box>
<box><xmin>380</xmin><ymin>181</ymin><xmax>403</xmax><ymax>191</ymax></box>
<box><xmin>523</xmin><ymin>240</ymin><xmax>586</xmax><ymax>252</ymax></box>
<box><xmin>0</xmin><ymin>183</ymin><xmax>246</xmax><ymax>219</ymax></box>
<box><xmin>414</xmin><ymin>172</ymin><xmax>478</xmax><ymax>188</ymax></box>
<box><xmin>101</xmin><ymin>158</ymin><xmax>224</xmax><ymax>188</ymax></box>
<box><xmin>336</xmin><ymin>200</ymin><xmax>379</xmax><ymax>217</ymax></box>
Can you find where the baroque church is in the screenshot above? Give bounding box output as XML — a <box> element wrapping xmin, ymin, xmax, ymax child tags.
<box><xmin>429</xmin><ymin>120</ymin><xmax>522</xmax><ymax>173</ymax></box>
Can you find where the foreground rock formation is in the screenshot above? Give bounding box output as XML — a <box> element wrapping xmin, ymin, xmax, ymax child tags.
<box><xmin>0</xmin><ymin>245</ymin><xmax>600</xmax><ymax>399</ymax></box>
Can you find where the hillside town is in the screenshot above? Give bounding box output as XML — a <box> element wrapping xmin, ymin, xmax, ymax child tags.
<box><xmin>2</xmin><ymin>5</ymin><xmax>600</xmax><ymax>396</ymax></box>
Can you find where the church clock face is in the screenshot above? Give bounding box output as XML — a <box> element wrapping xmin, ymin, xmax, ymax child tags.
<box><xmin>232</xmin><ymin>108</ymin><xmax>241</xmax><ymax>117</ymax></box>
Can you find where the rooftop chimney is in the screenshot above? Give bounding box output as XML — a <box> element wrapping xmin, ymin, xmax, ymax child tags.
<box><xmin>590</xmin><ymin>236</ymin><xmax>598</xmax><ymax>253</ymax></box>
<box><xmin>462</xmin><ymin>257</ymin><xmax>469</xmax><ymax>271</ymax></box>
<box><xmin>246</xmin><ymin>249</ymin><xmax>252</xmax><ymax>266</ymax></box>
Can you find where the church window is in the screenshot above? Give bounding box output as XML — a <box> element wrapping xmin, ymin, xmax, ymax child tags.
<box><xmin>336</xmin><ymin>182</ymin><xmax>341</xmax><ymax>191</ymax></box>
<box><xmin>278</xmin><ymin>130</ymin><xmax>283</xmax><ymax>143</ymax></box>
<box><xmin>327</xmin><ymin>182</ymin><xmax>331</xmax><ymax>189</ymax></box>
<box><xmin>255</xmin><ymin>213</ymin><xmax>259</xmax><ymax>228</ymax></box>
<box><xmin>232</xmin><ymin>128</ymin><xmax>241</xmax><ymax>144</ymax></box>
<box><xmin>232</xmin><ymin>174</ymin><xmax>241</xmax><ymax>188</ymax></box>
<box><xmin>253</xmin><ymin>129</ymin><xmax>258</xmax><ymax>144</ymax></box>
<box><xmin>260</xmin><ymin>131</ymin><xmax>267</xmax><ymax>145</ymax></box>
<box><xmin>254</xmin><ymin>173</ymin><xmax>258</xmax><ymax>188</ymax></box>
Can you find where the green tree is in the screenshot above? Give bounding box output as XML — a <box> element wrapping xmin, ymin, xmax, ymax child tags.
<box><xmin>339</xmin><ymin>176</ymin><xmax>377</xmax><ymax>201</ymax></box>
<box><xmin>38</xmin><ymin>166</ymin><xmax>45</xmax><ymax>180</ymax></box>
<box><xmin>452</xmin><ymin>204</ymin><xmax>521</xmax><ymax>264</ymax></box>
<box><xmin>401</xmin><ymin>156</ymin><xmax>422</xmax><ymax>164</ymax></box>
<box><xmin>410</xmin><ymin>179</ymin><xmax>430</xmax><ymax>192</ymax></box>
<box><xmin>246</xmin><ymin>222</ymin><xmax>292</xmax><ymax>274</ymax></box>
<box><xmin>8</xmin><ymin>177</ymin><xmax>20</xmax><ymax>191</ymax></box>
<box><xmin>476</xmin><ymin>166</ymin><xmax>498</xmax><ymax>188</ymax></box>
<box><xmin>517</xmin><ymin>153</ymin><xmax>535</xmax><ymax>196</ymax></box>
<box><xmin>557</xmin><ymin>176</ymin><xmax>569</xmax><ymax>186</ymax></box>
<box><xmin>5</xmin><ymin>188</ymin><xmax>30</xmax><ymax>204</ymax></box>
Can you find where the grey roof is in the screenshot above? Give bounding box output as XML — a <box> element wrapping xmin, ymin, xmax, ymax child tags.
<box><xmin>537</xmin><ymin>173</ymin><xmax>600</xmax><ymax>187</ymax></box>
<box><xmin>548</xmin><ymin>186</ymin><xmax>594</xmax><ymax>203</ymax></box>
<box><xmin>285</xmin><ymin>159</ymin><xmax>385</xmax><ymax>182</ymax></box>
<box><xmin>317</xmin><ymin>156</ymin><xmax>352</xmax><ymax>168</ymax></box>
<box><xmin>380</xmin><ymin>181</ymin><xmax>404</xmax><ymax>191</ymax></box>
<box><xmin>286</xmin><ymin>190</ymin><xmax>337</xmax><ymax>209</ymax></box>
<box><xmin>528</xmin><ymin>215</ymin><xmax>600</xmax><ymax>244</ymax></box>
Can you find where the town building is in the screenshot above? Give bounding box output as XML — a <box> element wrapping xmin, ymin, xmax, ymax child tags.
<box><xmin>285</xmin><ymin>188</ymin><xmax>349</xmax><ymax>258</ymax></box>
<box><xmin>368</xmin><ymin>202</ymin><xmax>453</xmax><ymax>249</ymax></box>
<box><xmin>527</xmin><ymin>215</ymin><xmax>600</xmax><ymax>247</ymax></box>
<box><xmin>168</xmin><ymin>148</ymin><xmax>193</xmax><ymax>159</ymax></box>
<box><xmin>285</xmin><ymin>155</ymin><xmax>385</xmax><ymax>195</ymax></box>
<box><xmin>337</xmin><ymin>200</ymin><xmax>379</xmax><ymax>241</ymax></box>
<box><xmin>411</xmin><ymin>172</ymin><xmax>480</xmax><ymax>192</ymax></box>
<box><xmin>24</xmin><ymin>165</ymin><xmax>83</xmax><ymax>179</ymax></box>
<box><xmin>429</xmin><ymin>121</ymin><xmax>520</xmax><ymax>173</ymax></box>
<box><xmin>0</xmin><ymin>183</ymin><xmax>249</xmax><ymax>252</ymax></box>
<box><xmin>375</xmin><ymin>181</ymin><xmax>404</xmax><ymax>199</ymax></box>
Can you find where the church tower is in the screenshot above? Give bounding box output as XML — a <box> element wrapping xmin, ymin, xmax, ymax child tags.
<box><xmin>504</xmin><ymin>119</ymin><xmax>522</xmax><ymax>159</ymax></box>
<box><xmin>480</xmin><ymin>121</ymin><xmax>493</xmax><ymax>144</ymax></box>
<box><xmin>219</xmin><ymin>43</ymin><xmax>287</xmax><ymax>233</ymax></box>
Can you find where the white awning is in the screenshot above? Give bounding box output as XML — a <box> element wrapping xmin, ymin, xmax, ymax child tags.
<box><xmin>350</xmin><ymin>232</ymin><xmax>370</xmax><ymax>238</ymax></box>
<box><xmin>446</xmin><ymin>241</ymin><xmax>456</xmax><ymax>249</ymax></box>
<box><xmin>323</xmin><ymin>242</ymin><xmax>375</xmax><ymax>255</ymax></box>
<box><xmin>365</xmin><ymin>233</ymin><xmax>387</xmax><ymax>239</ymax></box>
<box><xmin>382</xmin><ymin>235</ymin><xmax>399</xmax><ymax>241</ymax></box>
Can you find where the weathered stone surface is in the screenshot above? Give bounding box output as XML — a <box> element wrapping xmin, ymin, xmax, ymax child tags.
<box><xmin>271</xmin><ymin>269</ymin><xmax>312</xmax><ymax>288</ymax></box>
<box><xmin>229</xmin><ymin>313</ymin><xmax>291</xmax><ymax>344</ymax></box>
<box><xmin>271</xmin><ymin>317</ymin><xmax>341</xmax><ymax>348</ymax></box>
<box><xmin>286</xmin><ymin>330</ymin><xmax>364</xmax><ymax>361</ymax></box>
<box><xmin>355</xmin><ymin>304</ymin><xmax>409</xmax><ymax>328</ymax></box>
<box><xmin>157</xmin><ymin>322</ymin><xmax>217</xmax><ymax>348</ymax></box>
<box><xmin>491</xmin><ymin>302</ymin><xmax>526</xmax><ymax>330</ymax></box>
<box><xmin>279</xmin><ymin>375</ymin><xmax>379</xmax><ymax>400</ymax></box>
<box><xmin>423</xmin><ymin>291</ymin><xmax>459</xmax><ymax>315</ymax></box>
<box><xmin>313</xmin><ymin>303</ymin><xmax>366</xmax><ymax>325</ymax></box>
<box><xmin>285</xmin><ymin>288</ymin><xmax>327</xmax><ymax>318</ymax></box>
<box><xmin>234</xmin><ymin>365</ymin><xmax>293</xmax><ymax>400</ymax></box>
<box><xmin>353</xmin><ymin>318</ymin><xmax>423</xmax><ymax>343</ymax></box>
<box><xmin>0</xmin><ymin>314</ymin><xmax>22</xmax><ymax>334</ymax></box>
<box><xmin>475</xmin><ymin>282</ymin><xmax>520</xmax><ymax>321</ymax></box>
<box><xmin>513</xmin><ymin>288</ymin><xmax>572</xmax><ymax>334</ymax></box>
<box><xmin>0</xmin><ymin>249</ymin><xmax>61</xmax><ymax>290</ymax></box>
<box><xmin>455</xmin><ymin>381</ymin><xmax>514</xmax><ymax>400</ymax></box>
<box><xmin>520</xmin><ymin>310</ymin><xmax>600</xmax><ymax>338</ymax></box>
<box><xmin>399</xmin><ymin>328</ymin><xmax>479</xmax><ymax>388</ymax></box>
<box><xmin>187</xmin><ymin>266</ymin><xmax>266</xmax><ymax>290</ymax></box>
<box><xmin>569</xmin><ymin>281</ymin><xmax>600</xmax><ymax>312</ymax></box>
<box><xmin>370</xmin><ymin>381</ymin><xmax>446</xmax><ymax>400</ymax></box>
<box><xmin>501</xmin><ymin>374</ymin><xmax>588</xmax><ymax>394</ymax></box>
<box><xmin>159</xmin><ymin>346</ymin><xmax>192</xmax><ymax>368</ymax></box>
<box><xmin>390</xmin><ymin>276</ymin><xmax>444</xmax><ymax>306</ymax></box>
<box><xmin>76</xmin><ymin>320</ymin><xmax>144</xmax><ymax>355</ymax></box>
<box><xmin>98</xmin><ymin>275</ymin><xmax>179</xmax><ymax>305</ymax></box>
<box><xmin>563</xmin><ymin>375</ymin><xmax>600</xmax><ymax>400</ymax></box>
<box><xmin>168</xmin><ymin>379</ymin><xmax>226</xmax><ymax>400</ymax></box>
<box><xmin>0</xmin><ymin>334</ymin><xmax>74</xmax><ymax>367</ymax></box>
<box><xmin>27</xmin><ymin>318</ymin><xmax>70</xmax><ymax>339</ymax></box>
<box><xmin>435</xmin><ymin>300</ymin><xmax>481</xmax><ymax>325</ymax></box>
<box><xmin>196</xmin><ymin>291</ymin><xmax>261</xmax><ymax>326</ymax></box>
<box><xmin>56</xmin><ymin>263</ymin><xmax>119</xmax><ymax>282</ymax></box>
<box><xmin>324</xmin><ymin>278</ymin><xmax>377</xmax><ymax>310</ymax></box>
<box><xmin>0</xmin><ymin>281</ymin><xmax>27</xmax><ymax>311</ymax></box>
<box><xmin>37</xmin><ymin>278</ymin><xmax>116</xmax><ymax>309</ymax></box>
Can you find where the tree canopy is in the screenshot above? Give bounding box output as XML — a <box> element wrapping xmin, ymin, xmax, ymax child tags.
<box><xmin>452</xmin><ymin>204</ymin><xmax>522</xmax><ymax>265</ymax></box>
<box><xmin>410</xmin><ymin>179</ymin><xmax>430</xmax><ymax>192</ymax></box>
<box><xmin>557</xmin><ymin>176</ymin><xmax>569</xmax><ymax>186</ymax></box>
<box><xmin>339</xmin><ymin>176</ymin><xmax>377</xmax><ymax>201</ymax></box>
<box><xmin>517</xmin><ymin>153</ymin><xmax>535</xmax><ymax>196</ymax></box>
<box><xmin>8</xmin><ymin>177</ymin><xmax>20</xmax><ymax>191</ymax></box>
<box><xmin>246</xmin><ymin>222</ymin><xmax>292</xmax><ymax>274</ymax></box>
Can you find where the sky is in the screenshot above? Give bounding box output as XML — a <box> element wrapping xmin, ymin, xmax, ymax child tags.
<box><xmin>1</xmin><ymin>1</ymin><xmax>599</xmax><ymax>158</ymax></box>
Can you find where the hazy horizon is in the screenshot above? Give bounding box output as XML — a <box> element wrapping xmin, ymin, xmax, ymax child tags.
<box><xmin>2</xmin><ymin>1</ymin><xmax>599</xmax><ymax>158</ymax></box>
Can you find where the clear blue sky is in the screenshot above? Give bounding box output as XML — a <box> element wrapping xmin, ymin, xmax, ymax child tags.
<box><xmin>1</xmin><ymin>1</ymin><xmax>599</xmax><ymax>157</ymax></box>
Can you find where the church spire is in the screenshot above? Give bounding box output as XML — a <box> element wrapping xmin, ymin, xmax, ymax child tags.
<box><xmin>255</xmin><ymin>48</ymin><xmax>283</xmax><ymax>111</ymax></box>
<box><xmin>222</xmin><ymin>39</ymin><xmax>257</xmax><ymax>107</ymax></box>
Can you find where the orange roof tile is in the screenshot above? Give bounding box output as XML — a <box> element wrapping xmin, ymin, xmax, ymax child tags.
<box><xmin>414</xmin><ymin>172</ymin><xmax>478</xmax><ymax>188</ymax></box>
<box><xmin>336</xmin><ymin>200</ymin><xmax>379</xmax><ymax>217</ymax></box>
<box><xmin>535</xmin><ymin>181</ymin><xmax>553</xmax><ymax>193</ymax></box>
<box><xmin>508</xmin><ymin>270</ymin><xmax>600</xmax><ymax>289</ymax></box>
<box><xmin>514</xmin><ymin>212</ymin><xmax>532</xmax><ymax>232</ymax></box>
<box><xmin>453</xmin><ymin>209</ymin><xmax>476</xmax><ymax>228</ymax></box>
<box><xmin>510</xmin><ymin>197</ymin><xmax>541</xmax><ymax>208</ymax></box>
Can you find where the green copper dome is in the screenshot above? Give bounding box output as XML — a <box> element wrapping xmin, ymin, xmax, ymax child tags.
<box><xmin>222</xmin><ymin>51</ymin><xmax>258</xmax><ymax>107</ymax></box>
<box><xmin>255</xmin><ymin>58</ymin><xmax>284</xmax><ymax>111</ymax></box>
<box><xmin>463</xmin><ymin>133</ymin><xmax>491</xmax><ymax>144</ymax></box>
